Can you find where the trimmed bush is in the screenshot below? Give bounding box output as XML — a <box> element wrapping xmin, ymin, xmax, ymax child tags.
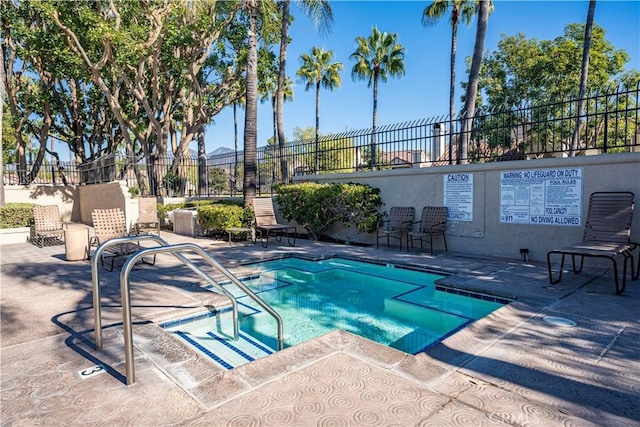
<box><xmin>275</xmin><ymin>182</ymin><xmax>382</xmax><ymax>239</ymax></box>
<box><xmin>0</xmin><ymin>203</ymin><xmax>35</xmax><ymax>228</ymax></box>
<box><xmin>197</xmin><ymin>204</ymin><xmax>252</xmax><ymax>234</ymax></box>
<box><xmin>158</xmin><ymin>200</ymin><xmax>218</xmax><ymax>227</ymax></box>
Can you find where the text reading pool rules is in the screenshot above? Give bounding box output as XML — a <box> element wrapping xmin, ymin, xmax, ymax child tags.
<box><xmin>500</xmin><ymin>167</ymin><xmax>583</xmax><ymax>226</ymax></box>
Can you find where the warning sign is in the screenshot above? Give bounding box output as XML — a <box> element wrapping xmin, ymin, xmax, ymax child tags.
<box><xmin>500</xmin><ymin>168</ymin><xmax>582</xmax><ymax>226</ymax></box>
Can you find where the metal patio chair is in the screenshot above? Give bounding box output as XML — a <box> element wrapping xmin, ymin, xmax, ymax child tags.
<box><xmin>376</xmin><ymin>206</ymin><xmax>415</xmax><ymax>250</ymax></box>
<box><xmin>408</xmin><ymin>206</ymin><xmax>448</xmax><ymax>254</ymax></box>
<box><xmin>546</xmin><ymin>191</ymin><xmax>639</xmax><ymax>294</ymax></box>
<box><xmin>31</xmin><ymin>205</ymin><xmax>66</xmax><ymax>247</ymax></box>
<box><xmin>90</xmin><ymin>208</ymin><xmax>155</xmax><ymax>271</ymax></box>
<box><xmin>131</xmin><ymin>196</ymin><xmax>160</xmax><ymax>236</ymax></box>
<box><xmin>252</xmin><ymin>197</ymin><xmax>296</xmax><ymax>248</ymax></box>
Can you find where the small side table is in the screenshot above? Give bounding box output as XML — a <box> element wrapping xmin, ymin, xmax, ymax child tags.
<box><xmin>225</xmin><ymin>227</ymin><xmax>252</xmax><ymax>246</ymax></box>
<box><xmin>64</xmin><ymin>225</ymin><xmax>90</xmax><ymax>261</ymax></box>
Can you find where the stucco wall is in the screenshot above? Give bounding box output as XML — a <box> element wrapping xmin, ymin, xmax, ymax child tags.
<box><xmin>298</xmin><ymin>153</ymin><xmax>640</xmax><ymax>262</ymax></box>
<box><xmin>76</xmin><ymin>181</ymin><xmax>134</xmax><ymax>225</ymax></box>
<box><xmin>3</xmin><ymin>185</ymin><xmax>79</xmax><ymax>222</ymax></box>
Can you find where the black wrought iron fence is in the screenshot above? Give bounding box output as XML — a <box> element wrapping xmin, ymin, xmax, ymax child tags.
<box><xmin>4</xmin><ymin>83</ymin><xmax>638</xmax><ymax>196</ymax></box>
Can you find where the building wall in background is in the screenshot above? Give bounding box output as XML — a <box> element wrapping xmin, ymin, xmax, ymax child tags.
<box><xmin>302</xmin><ymin>153</ymin><xmax>640</xmax><ymax>262</ymax></box>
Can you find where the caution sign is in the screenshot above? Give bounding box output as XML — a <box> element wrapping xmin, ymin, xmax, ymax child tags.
<box><xmin>444</xmin><ymin>173</ymin><xmax>473</xmax><ymax>222</ymax></box>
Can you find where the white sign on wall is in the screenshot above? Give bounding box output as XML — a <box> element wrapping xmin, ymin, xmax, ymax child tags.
<box><xmin>444</xmin><ymin>173</ymin><xmax>473</xmax><ymax>222</ymax></box>
<box><xmin>500</xmin><ymin>168</ymin><xmax>583</xmax><ymax>226</ymax></box>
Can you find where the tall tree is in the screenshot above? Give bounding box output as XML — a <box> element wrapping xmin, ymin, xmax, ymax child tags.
<box><xmin>260</xmin><ymin>73</ymin><xmax>293</xmax><ymax>157</ymax></box>
<box><xmin>276</xmin><ymin>0</ymin><xmax>333</xmax><ymax>183</ymax></box>
<box><xmin>296</xmin><ymin>46</ymin><xmax>343</xmax><ymax>173</ymax></box>
<box><xmin>570</xmin><ymin>0</ymin><xmax>597</xmax><ymax>156</ymax></box>
<box><xmin>350</xmin><ymin>27</ymin><xmax>405</xmax><ymax>169</ymax></box>
<box><xmin>475</xmin><ymin>26</ymin><xmax>628</xmax><ymax>109</ymax></box>
<box><xmin>243</xmin><ymin>0</ymin><xmax>259</xmax><ymax>205</ymax></box>
<box><xmin>45</xmin><ymin>0</ymin><xmax>246</xmax><ymax>194</ymax></box>
<box><xmin>241</xmin><ymin>0</ymin><xmax>279</xmax><ymax>205</ymax></box>
<box><xmin>260</xmin><ymin>68</ymin><xmax>293</xmax><ymax>187</ymax></box>
<box><xmin>422</xmin><ymin>0</ymin><xmax>477</xmax><ymax>164</ymax></box>
<box><xmin>459</xmin><ymin>0</ymin><xmax>490</xmax><ymax>164</ymax></box>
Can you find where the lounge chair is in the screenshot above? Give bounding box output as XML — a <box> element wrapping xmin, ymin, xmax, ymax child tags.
<box><xmin>31</xmin><ymin>205</ymin><xmax>66</xmax><ymax>247</ymax></box>
<box><xmin>131</xmin><ymin>196</ymin><xmax>160</xmax><ymax>236</ymax></box>
<box><xmin>546</xmin><ymin>191</ymin><xmax>639</xmax><ymax>294</ymax></box>
<box><xmin>252</xmin><ymin>197</ymin><xmax>296</xmax><ymax>248</ymax></box>
<box><xmin>376</xmin><ymin>206</ymin><xmax>415</xmax><ymax>250</ymax></box>
<box><xmin>408</xmin><ymin>206</ymin><xmax>448</xmax><ymax>254</ymax></box>
<box><xmin>90</xmin><ymin>208</ymin><xmax>155</xmax><ymax>271</ymax></box>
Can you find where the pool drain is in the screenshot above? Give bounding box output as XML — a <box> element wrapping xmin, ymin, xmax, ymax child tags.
<box><xmin>543</xmin><ymin>316</ymin><xmax>577</xmax><ymax>327</ymax></box>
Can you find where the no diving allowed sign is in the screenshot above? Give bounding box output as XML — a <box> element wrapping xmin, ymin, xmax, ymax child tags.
<box><xmin>500</xmin><ymin>168</ymin><xmax>583</xmax><ymax>226</ymax></box>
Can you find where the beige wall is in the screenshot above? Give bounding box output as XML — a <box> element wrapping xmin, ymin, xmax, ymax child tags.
<box><xmin>4</xmin><ymin>181</ymin><xmax>134</xmax><ymax>226</ymax></box>
<box><xmin>3</xmin><ymin>185</ymin><xmax>79</xmax><ymax>222</ymax></box>
<box><xmin>298</xmin><ymin>153</ymin><xmax>640</xmax><ymax>262</ymax></box>
<box><xmin>77</xmin><ymin>181</ymin><xmax>134</xmax><ymax>225</ymax></box>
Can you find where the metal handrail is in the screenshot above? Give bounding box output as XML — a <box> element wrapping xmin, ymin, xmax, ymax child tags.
<box><xmin>92</xmin><ymin>235</ymin><xmax>239</xmax><ymax>350</ymax></box>
<box><xmin>92</xmin><ymin>234</ymin><xmax>172</xmax><ymax>349</ymax></box>
<box><xmin>91</xmin><ymin>237</ymin><xmax>284</xmax><ymax>385</ymax></box>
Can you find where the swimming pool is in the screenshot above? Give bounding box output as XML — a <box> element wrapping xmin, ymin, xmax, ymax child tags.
<box><xmin>162</xmin><ymin>256</ymin><xmax>507</xmax><ymax>369</ymax></box>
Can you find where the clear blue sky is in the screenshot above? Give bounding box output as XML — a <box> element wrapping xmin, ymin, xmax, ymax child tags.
<box><xmin>205</xmin><ymin>0</ymin><xmax>640</xmax><ymax>155</ymax></box>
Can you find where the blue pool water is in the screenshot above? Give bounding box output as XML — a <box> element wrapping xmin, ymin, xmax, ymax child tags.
<box><xmin>162</xmin><ymin>257</ymin><xmax>507</xmax><ymax>369</ymax></box>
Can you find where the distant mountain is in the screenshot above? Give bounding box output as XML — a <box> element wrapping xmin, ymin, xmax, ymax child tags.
<box><xmin>207</xmin><ymin>147</ymin><xmax>234</xmax><ymax>158</ymax></box>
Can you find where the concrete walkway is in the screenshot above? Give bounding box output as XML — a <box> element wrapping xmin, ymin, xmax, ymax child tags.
<box><xmin>1</xmin><ymin>231</ymin><xmax>639</xmax><ymax>426</ymax></box>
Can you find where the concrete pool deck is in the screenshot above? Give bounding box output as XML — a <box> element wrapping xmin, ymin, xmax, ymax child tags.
<box><xmin>1</xmin><ymin>231</ymin><xmax>639</xmax><ymax>426</ymax></box>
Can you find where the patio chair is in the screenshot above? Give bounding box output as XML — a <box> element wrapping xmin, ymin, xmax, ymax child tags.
<box><xmin>31</xmin><ymin>205</ymin><xmax>66</xmax><ymax>247</ymax></box>
<box><xmin>376</xmin><ymin>206</ymin><xmax>415</xmax><ymax>250</ymax></box>
<box><xmin>252</xmin><ymin>197</ymin><xmax>296</xmax><ymax>248</ymax></box>
<box><xmin>131</xmin><ymin>196</ymin><xmax>160</xmax><ymax>236</ymax></box>
<box><xmin>546</xmin><ymin>191</ymin><xmax>639</xmax><ymax>294</ymax></box>
<box><xmin>90</xmin><ymin>208</ymin><xmax>155</xmax><ymax>271</ymax></box>
<box><xmin>408</xmin><ymin>206</ymin><xmax>448</xmax><ymax>254</ymax></box>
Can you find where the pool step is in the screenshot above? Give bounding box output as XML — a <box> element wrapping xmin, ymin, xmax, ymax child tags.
<box><xmin>383</xmin><ymin>297</ymin><xmax>470</xmax><ymax>332</ymax></box>
<box><xmin>173</xmin><ymin>329</ymin><xmax>276</xmax><ymax>370</ymax></box>
<box><xmin>388</xmin><ymin>327</ymin><xmax>441</xmax><ymax>354</ymax></box>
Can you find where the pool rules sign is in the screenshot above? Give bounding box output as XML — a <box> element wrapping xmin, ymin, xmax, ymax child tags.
<box><xmin>499</xmin><ymin>167</ymin><xmax>583</xmax><ymax>226</ymax></box>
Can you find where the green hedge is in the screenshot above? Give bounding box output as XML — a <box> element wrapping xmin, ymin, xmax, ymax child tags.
<box><xmin>158</xmin><ymin>200</ymin><xmax>219</xmax><ymax>226</ymax></box>
<box><xmin>275</xmin><ymin>182</ymin><xmax>382</xmax><ymax>239</ymax></box>
<box><xmin>197</xmin><ymin>204</ymin><xmax>253</xmax><ymax>234</ymax></box>
<box><xmin>0</xmin><ymin>203</ymin><xmax>35</xmax><ymax>228</ymax></box>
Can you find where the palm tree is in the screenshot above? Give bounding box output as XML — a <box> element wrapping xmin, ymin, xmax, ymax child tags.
<box><xmin>459</xmin><ymin>0</ymin><xmax>490</xmax><ymax>164</ymax></box>
<box><xmin>232</xmin><ymin>87</ymin><xmax>246</xmax><ymax>197</ymax></box>
<box><xmin>242</xmin><ymin>0</ymin><xmax>278</xmax><ymax>205</ymax></box>
<box><xmin>570</xmin><ymin>0</ymin><xmax>597</xmax><ymax>156</ymax></box>
<box><xmin>422</xmin><ymin>0</ymin><xmax>477</xmax><ymax>164</ymax></box>
<box><xmin>350</xmin><ymin>27</ymin><xmax>405</xmax><ymax>169</ymax></box>
<box><xmin>259</xmin><ymin>64</ymin><xmax>294</xmax><ymax>156</ymax></box>
<box><xmin>243</xmin><ymin>0</ymin><xmax>259</xmax><ymax>206</ymax></box>
<box><xmin>276</xmin><ymin>0</ymin><xmax>333</xmax><ymax>183</ymax></box>
<box><xmin>296</xmin><ymin>46</ymin><xmax>343</xmax><ymax>173</ymax></box>
<box><xmin>260</xmin><ymin>72</ymin><xmax>293</xmax><ymax>185</ymax></box>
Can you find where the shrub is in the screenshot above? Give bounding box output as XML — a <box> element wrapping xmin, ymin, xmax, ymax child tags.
<box><xmin>0</xmin><ymin>203</ymin><xmax>35</xmax><ymax>228</ymax></box>
<box><xmin>197</xmin><ymin>204</ymin><xmax>252</xmax><ymax>234</ymax></box>
<box><xmin>275</xmin><ymin>182</ymin><xmax>382</xmax><ymax>239</ymax></box>
<box><xmin>162</xmin><ymin>170</ymin><xmax>180</xmax><ymax>188</ymax></box>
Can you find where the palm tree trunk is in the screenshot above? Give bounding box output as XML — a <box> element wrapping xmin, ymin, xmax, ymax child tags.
<box><xmin>371</xmin><ymin>73</ymin><xmax>378</xmax><ymax>170</ymax></box>
<box><xmin>459</xmin><ymin>0</ymin><xmax>490</xmax><ymax>165</ymax></box>
<box><xmin>448</xmin><ymin>20</ymin><xmax>458</xmax><ymax>165</ymax></box>
<box><xmin>243</xmin><ymin>0</ymin><xmax>258</xmax><ymax>206</ymax></box>
<box><xmin>314</xmin><ymin>80</ymin><xmax>320</xmax><ymax>173</ymax></box>
<box><xmin>276</xmin><ymin>0</ymin><xmax>290</xmax><ymax>183</ymax></box>
<box><xmin>570</xmin><ymin>0</ymin><xmax>596</xmax><ymax>156</ymax></box>
<box><xmin>233</xmin><ymin>102</ymin><xmax>238</xmax><ymax>196</ymax></box>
